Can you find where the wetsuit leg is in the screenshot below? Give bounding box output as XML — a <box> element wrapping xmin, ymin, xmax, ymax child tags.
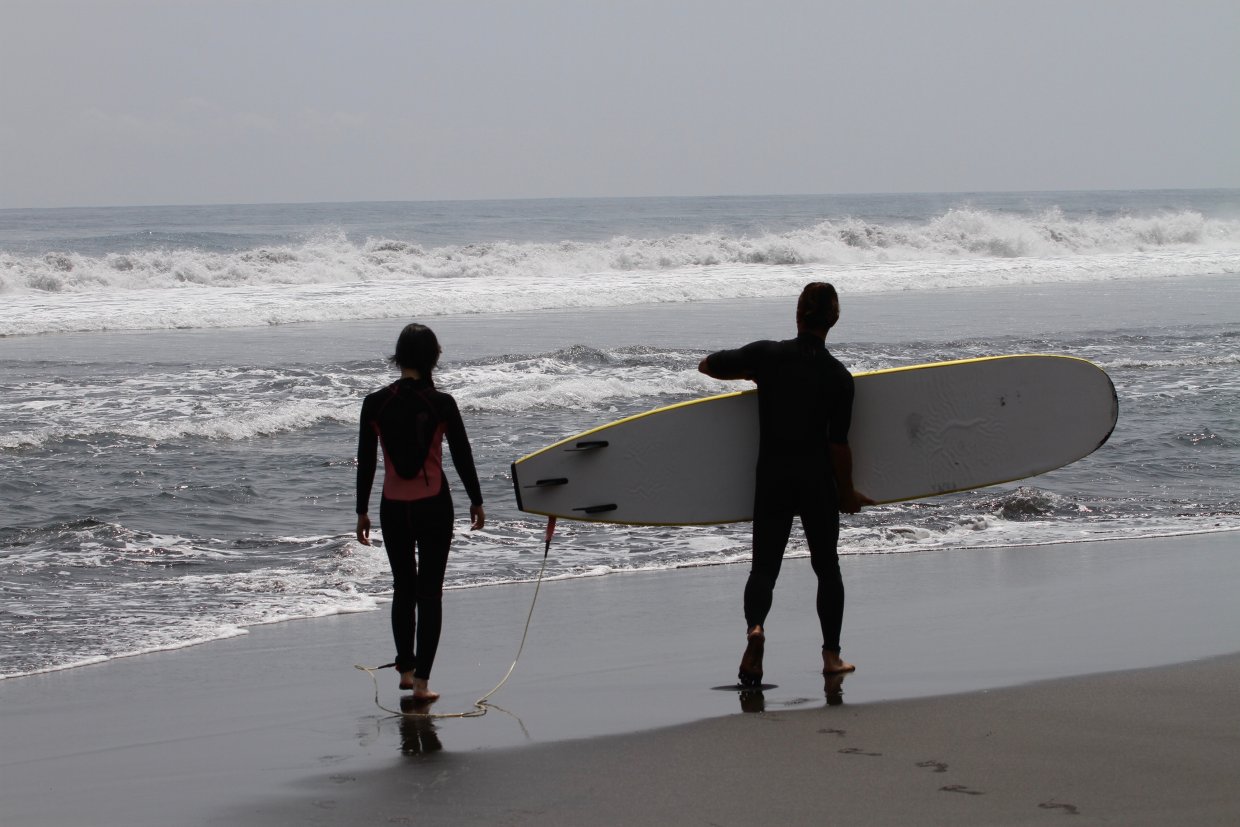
<box><xmin>800</xmin><ymin>485</ymin><xmax>844</xmax><ymax>652</ymax></box>
<box><xmin>380</xmin><ymin>487</ymin><xmax>455</xmax><ymax>678</ymax></box>
<box><xmin>410</xmin><ymin>487</ymin><xmax>453</xmax><ymax>680</ymax></box>
<box><xmin>380</xmin><ymin>497</ymin><xmax>418</xmax><ymax>674</ymax></box>
<box><xmin>746</xmin><ymin>473</ymin><xmax>795</xmax><ymax>631</ymax></box>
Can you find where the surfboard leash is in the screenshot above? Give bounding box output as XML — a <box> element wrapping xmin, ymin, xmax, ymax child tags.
<box><xmin>355</xmin><ymin>516</ymin><xmax>557</xmax><ymax>720</ymax></box>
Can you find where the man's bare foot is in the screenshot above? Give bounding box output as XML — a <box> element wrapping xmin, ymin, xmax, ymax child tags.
<box><xmin>398</xmin><ymin>670</ymin><xmax>416</xmax><ymax>691</ymax></box>
<box><xmin>738</xmin><ymin>625</ymin><xmax>765</xmax><ymax>686</ymax></box>
<box><xmin>823</xmin><ymin>650</ymin><xmax>856</xmax><ymax>675</ymax></box>
<box><xmin>409</xmin><ymin>677</ymin><xmax>440</xmax><ymax>702</ymax></box>
<box><xmin>824</xmin><ymin>672</ymin><xmax>846</xmax><ymax>706</ymax></box>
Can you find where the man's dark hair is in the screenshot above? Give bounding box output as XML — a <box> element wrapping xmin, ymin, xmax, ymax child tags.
<box><xmin>389</xmin><ymin>323</ymin><xmax>441</xmax><ymax>376</ymax></box>
<box><xmin>796</xmin><ymin>282</ymin><xmax>839</xmax><ymax>331</ymax></box>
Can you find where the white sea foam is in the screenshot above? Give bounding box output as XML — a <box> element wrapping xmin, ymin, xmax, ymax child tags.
<box><xmin>3</xmin><ymin>331</ymin><xmax>1236</xmax><ymax>452</ymax></box>
<box><xmin>0</xmin><ymin>367</ymin><xmax>363</xmax><ymax>449</ymax></box>
<box><xmin>3</xmin><ymin>208</ymin><xmax>1239</xmax><ymax>336</ymax></box>
<box><xmin>1100</xmin><ymin>353</ymin><xmax>1240</xmax><ymax>370</ymax></box>
<box><xmin>449</xmin><ymin>354</ymin><xmax>720</xmax><ymax>414</ymax></box>
<box><xmin>5</xmin><ymin>209</ymin><xmax>1238</xmax><ymax>294</ymax></box>
<box><xmin>0</xmin><ymin>522</ymin><xmax>390</xmax><ymax>680</ymax></box>
<box><xmin>2</xmin><ymin>248</ymin><xmax>1238</xmax><ymax>337</ymax></box>
<box><xmin>0</xmin><ymin>355</ymin><xmax>718</xmax><ymax>449</ymax></box>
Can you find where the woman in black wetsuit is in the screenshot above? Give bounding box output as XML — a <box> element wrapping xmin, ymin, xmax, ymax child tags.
<box><xmin>355</xmin><ymin>323</ymin><xmax>485</xmax><ymax>702</ymax></box>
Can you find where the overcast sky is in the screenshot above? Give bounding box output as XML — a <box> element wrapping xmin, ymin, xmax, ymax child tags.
<box><xmin>2</xmin><ymin>0</ymin><xmax>1237</xmax><ymax>209</ymax></box>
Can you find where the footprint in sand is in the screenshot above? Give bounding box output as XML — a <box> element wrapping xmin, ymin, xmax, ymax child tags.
<box><xmin>940</xmin><ymin>784</ymin><xmax>984</xmax><ymax>796</ymax></box>
<box><xmin>916</xmin><ymin>760</ymin><xmax>949</xmax><ymax>773</ymax></box>
<box><xmin>838</xmin><ymin>747</ymin><xmax>882</xmax><ymax>756</ymax></box>
<box><xmin>1039</xmin><ymin>800</ymin><xmax>1081</xmax><ymax>815</ymax></box>
<box><xmin>817</xmin><ymin>728</ymin><xmax>847</xmax><ymax>737</ymax></box>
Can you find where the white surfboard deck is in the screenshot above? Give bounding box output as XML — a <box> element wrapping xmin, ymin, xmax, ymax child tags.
<box><xmin>511</xmin><ymin>354</ymin><xmax>1118</xmax><ymax>526</ymax></box>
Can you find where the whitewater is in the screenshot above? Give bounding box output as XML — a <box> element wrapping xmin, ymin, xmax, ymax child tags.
<box><xmin>3</xmin><ymin>203</ymin><xmax>1239</xmax><ymax>336</ymax></box>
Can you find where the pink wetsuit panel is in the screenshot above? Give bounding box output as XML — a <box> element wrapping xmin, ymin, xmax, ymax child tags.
<box><xmin>377</xmin><ymin>422</ymin><xmax>447</xmax><ymax>501</ymax></box>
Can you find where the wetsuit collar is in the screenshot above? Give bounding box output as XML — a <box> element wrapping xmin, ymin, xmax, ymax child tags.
<box><xmin>795</xmin><ymin>331</ymin><xmax>827</xmax><ymax>350</ymax></box>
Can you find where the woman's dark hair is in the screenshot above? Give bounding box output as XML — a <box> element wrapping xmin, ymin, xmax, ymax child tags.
<box><xmin>796</xmin><ymin>282</ymin><xmax>839</xmax><ymax>331</ymax></box>
<box><xmin>389</xmin><ymin>323</ymin><xmax>441</xmax><ymax>376</ymax></box>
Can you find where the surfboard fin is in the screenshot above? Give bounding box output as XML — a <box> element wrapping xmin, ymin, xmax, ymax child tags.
<box><xmin>573</xmin><ymin>504</ymin><xmax>617</xmax><ymax>515</ymax></box>
<box><xmin>565</xmin><ymin>440</ymin><xmax>609</xmax><ymax>452</ymax></box>
<box><xmin>526</xmin><ymin>477</ymin><xmax>568</xmax><ymax>488</ymax></box>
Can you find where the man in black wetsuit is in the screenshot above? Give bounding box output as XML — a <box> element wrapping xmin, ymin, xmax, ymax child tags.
<box><xmin>699</xmin><ymin>282</ymin><xmax>871</xmax><ymax>686</ymax></box>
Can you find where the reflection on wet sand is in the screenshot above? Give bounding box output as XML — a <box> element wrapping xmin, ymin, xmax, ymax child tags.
<box><xmin>738</xmin><ymin>690</ymin><xmax>765</xmax><ymax>713</ymax></box>
<box><xmin>825</xmin><ymin>672</ymin><xmax>845</xmax><ymax>706</ymax></box>
<box><xmin>398</xmin><ymin>697</ymin><xmax>444</xmax><ymax>756</ymax></box>
<box><xmin>736</xmin><ymin>673</ymin><xmax>846</xmax><ymax>713</ymax></box>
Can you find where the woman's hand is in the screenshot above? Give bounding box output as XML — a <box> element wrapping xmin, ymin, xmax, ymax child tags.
<box><xmin>356</xmin><ymin>514</ymin><xmax>371</xmax><ymax>545</ymax></box>
<box><xmin>470</xmin><ymin>504</ymin><xmax>486</xmax><ymax>531</ymax></box>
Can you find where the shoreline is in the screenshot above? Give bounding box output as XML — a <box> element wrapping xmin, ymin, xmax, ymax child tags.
<box><xmin>3</xmin><ymin>531</ymin><xmax>1239</xmax><ymax>825</ymax></box>
<box><xmin>6</xmin><ymin>524</ymin><xmax>1236</xmax><ymax>684</ymax></box>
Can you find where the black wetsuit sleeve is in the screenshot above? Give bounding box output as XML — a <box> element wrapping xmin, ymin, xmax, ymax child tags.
<box><xmin>703</xmin><ymin>341</ymin><xmax>768</xmax><ymax>380</ymax></box>
<box><xmin>356</xmin><ymin>395</ymin><xmax>379</xmax><ymax>514</ymax></box>
<box><xmin>444</xmin><ymin>397</ymin><xmax>484</xmax><ymax>507</ymax></box>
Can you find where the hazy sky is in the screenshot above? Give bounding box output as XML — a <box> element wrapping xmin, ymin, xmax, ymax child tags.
<box><xmin>2</xmin><ymin>0</ymin><xmax>1238</xmax><ymax>209</ymax></box>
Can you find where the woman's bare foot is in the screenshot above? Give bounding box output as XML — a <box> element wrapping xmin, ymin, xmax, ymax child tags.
<box><xmin>738</xmin><ymin>625</ymin><xmax>765</xmax><ymax>686</ymax></box>
<box><xmin>398</xmin><ymin>671</ymin><xmax>440</xmax><ymax>700</ymax></box>
<box><xmin>409</xmin><ymin>677</ymin><xmax>440</xmax><ymax>702</ymax></box>
<box><xmin>822</xmin><ymin>650</ymin><xmax>856</xmax><ymax>675</ymax></box>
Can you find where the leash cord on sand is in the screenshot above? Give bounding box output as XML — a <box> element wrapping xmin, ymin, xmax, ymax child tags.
<box><xmin>355</xmin><ymin>518</ymin><xmax>556</xmax><ymax>720</ymax></box>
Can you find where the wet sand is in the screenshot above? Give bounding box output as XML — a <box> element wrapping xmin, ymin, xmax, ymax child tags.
<box><xmin>2</xmin><ymin>531</ymin><xmax>1238</xmax><ymax>825</ymax></box>
<box><xmin>243</xmin><ymin>652</ymin><xmax>1240</xmax><ymax>826</ymax></box>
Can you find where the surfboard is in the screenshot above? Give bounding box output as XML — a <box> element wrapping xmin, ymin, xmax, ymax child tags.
<box><xmin>510</xmin><ymin>354</ymin><xmax>1118</xmax><ymax>526</ymax></box>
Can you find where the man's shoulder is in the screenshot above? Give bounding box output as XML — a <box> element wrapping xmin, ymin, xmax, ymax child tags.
<box><xmin>821</xmin><ymin>350</ymin><xmax>854</xmax><ymax>386</ymax></box>
<box><xmin>821</xmin><ymin>347</ymin><xmax>849</xmax><ymax>365</ymax></box>
<box><xmin>744</xmin><ymin>337</ymin><xmax>792</xmax><ymax>353</ymax></box>
<box><xmin>712</xmin><ymin>338</ymin><xmax>780</xmax><ymax>359</ymax></box>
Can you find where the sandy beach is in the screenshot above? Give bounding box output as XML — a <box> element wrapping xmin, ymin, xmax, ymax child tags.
<box><xmin>278</xmin><ymin>651</ymin><xmax>1240</xmax><ymax>827</ymax></box>
<box><xmin>2</xmin><ymin>530</ymin><xmax>1238</xmax><ymax>825</ymax></box>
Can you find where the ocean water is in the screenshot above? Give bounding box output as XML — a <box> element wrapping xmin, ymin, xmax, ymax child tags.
<box><xmin>2</xmin><ymin>190</ymin><xmax>1238</xmax><ymax>679</ymax></box>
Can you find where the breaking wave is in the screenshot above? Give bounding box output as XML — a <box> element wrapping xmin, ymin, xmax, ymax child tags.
<box><xmin>4</xmin><ymin>209</ymin><xmax>1238</xmax><ymax>295</ymax></box>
